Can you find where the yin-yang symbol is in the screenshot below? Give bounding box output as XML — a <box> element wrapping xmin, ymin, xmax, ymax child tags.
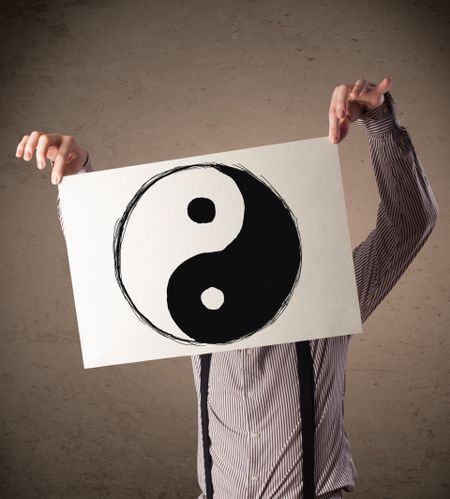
<box><xmin>113</xmin><ymin>163</ymin><xmax>302</xmax><ymax>345</ymax></box>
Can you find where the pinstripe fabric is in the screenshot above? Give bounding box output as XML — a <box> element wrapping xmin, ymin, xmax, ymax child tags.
<box><xmin>190</xmin><ymin>92</ymin><xmax>439</xmax><ymax>498</ymax></box>
<box><xmin>56</xmin><ymin>91</ymin><xmax>438</xmax><ymax>498</ymax></box>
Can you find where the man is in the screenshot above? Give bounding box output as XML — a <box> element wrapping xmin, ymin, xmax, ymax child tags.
<box><xmin>16</xmin><ymin>76</ymin><xmax>439</xmax><ymax>498</ymax></box>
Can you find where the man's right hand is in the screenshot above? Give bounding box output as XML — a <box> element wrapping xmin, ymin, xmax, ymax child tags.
<box><xmin>15</xmin><ymin>131</ymin><xmax>88</xmax><ymax>185</ymax></box>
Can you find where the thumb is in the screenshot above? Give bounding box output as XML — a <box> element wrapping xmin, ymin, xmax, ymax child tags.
<box><xmin>377</xmin><ymin>77</ymin><xmax>392</xmax><ymax>94</ymax></box>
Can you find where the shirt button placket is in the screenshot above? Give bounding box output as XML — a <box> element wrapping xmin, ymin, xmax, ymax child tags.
<box><xmin>245</xmin><ymin>347</ymin><xmax>261</xmax><ymax>497</ymax></box>
<box><xmin>242</xmin><ymin>348</ymin><xmax>253</xmax><ymax>497</ymax></box>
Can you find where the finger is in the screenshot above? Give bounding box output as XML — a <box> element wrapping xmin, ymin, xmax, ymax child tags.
<box><xmin>335</xmin><ymin>84</ymin><xmax>351</xmax><ymax>120</ymax></box>
<box><xmin>36</xmin><ymin>133</ymin><xmax>61</xmax><ymax>170</ymax></box>
<box><xmin>16</xmin><ymin>135</ymin><xmax>30</xmax><ymax>158</ymax></box>
<box><xmin>23</xmin><ymin>131</ymin><xmax>42</xmax><ymax>161</ymax></box>
<box><xmin>328</xmin><ymin>110</ymin><xmax>340</xmax><ymax>143</ymax></box>
<box><xmin>357</xmin><ymin>78</ymin><xmax>392</xmax><ymax>110</ymax></box>
<box><xmin>350</xmin><ymin>78</ymin><xmax>368</xmax><ymax>100</ymax></box>
<box><xmin>339</xmin><ymin>118</ymin><xmax>351</xmax><ymax>143</ymax></box>
<box><xmin>329</xmin><ymin>88</ymin><xmax>340</xmax><ymax>143</ymax></box>
<box><xmin>376</xmin><ymin>76</ymin><xmax>392</xmax><ymax>94</ymax></box>
<box><xmin>51</xmin><ymin>135</ymin><xmax>74</xmax><ymax>185</ymax></box>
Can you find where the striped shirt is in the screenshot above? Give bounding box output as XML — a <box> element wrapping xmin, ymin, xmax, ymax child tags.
<box><xmin>57</xmin><ymin>91</ymin><xmax>439</xmax><ymax>499</ymax></box>
<box><xmin>190</xmin><ymin>92</ymin><xmax>438</xmax><ymax>499</ymax></box>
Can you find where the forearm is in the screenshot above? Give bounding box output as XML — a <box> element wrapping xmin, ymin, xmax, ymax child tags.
<box><xmin>362</xmin><ymin>94</ymin><xmax>438</xmax><ymax>237</ymax></box>
<box><xmin>353</xmin><ymin>93</ymin><xmax>439</xmax><ymax>323</ymax></box>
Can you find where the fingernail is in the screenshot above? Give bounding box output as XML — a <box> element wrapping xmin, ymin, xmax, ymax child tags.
<box><xmin>39</xmin><ymin>160</ymin><xmax>45</xmax><ymax>169</ymax></box>
<box><xmin>51</xmin><ymin>174</ymin><xmax>57</xmax><ymax>185</ymax></box>
<box><xmin>25</xmin><ymin>151</ymin><xmax>30</xmax><ymax>160</ymax></box>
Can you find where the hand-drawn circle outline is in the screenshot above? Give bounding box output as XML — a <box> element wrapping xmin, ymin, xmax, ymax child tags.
<box><xmin>113</xmin><ymin>162</ymin><xmax>302</xmax><ymax>346</ymax></box>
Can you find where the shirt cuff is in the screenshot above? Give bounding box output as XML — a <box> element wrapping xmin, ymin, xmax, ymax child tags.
<box><xmin>356</xmin><ymin>90</ymin><xmax>403</xmax><ymax>136</ymax></box>
<box><xmin>78</xmin><ymin>151</ymin><xmax>93</xmax><ymax>173</ymax></box>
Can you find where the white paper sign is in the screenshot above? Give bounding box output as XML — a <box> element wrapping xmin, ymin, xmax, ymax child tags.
<box><xmin>58</xmin><ymin>137</ymin><xmax>362</xmax><ymax>368</ymax></box>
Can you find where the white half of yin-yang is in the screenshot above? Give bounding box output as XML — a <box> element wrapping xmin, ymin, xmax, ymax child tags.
<box><xmin>119</xmin><ymin>166</ymin><xmax>245</xmax><ymax>341</ymax></box>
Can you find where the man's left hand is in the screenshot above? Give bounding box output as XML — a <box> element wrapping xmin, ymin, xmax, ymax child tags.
<box><xmin>328</xmin><ymin>77</ymin><xmax>392</xmax><ymax>144</ymax></box>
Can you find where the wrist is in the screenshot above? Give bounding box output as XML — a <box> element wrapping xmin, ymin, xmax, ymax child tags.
<box><xmin>356</xmin><ymin>91</ymin><xmax>402</xmax><ymax>136</ymax></box>
<box><xmin>78</xmin><ymin>149</ymin><xmax>92</xmax><ymax>173</ymax></box>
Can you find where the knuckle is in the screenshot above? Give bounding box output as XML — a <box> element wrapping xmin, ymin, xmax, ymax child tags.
<box><xmin>63</xmin><ymin>134</ymin><xmax>74</xmax><ymax>144</ymax></box>
<box><xmin>37</xmin><ymin>134</ymin><xmax>49</xmax><ymax>146</ymax></box>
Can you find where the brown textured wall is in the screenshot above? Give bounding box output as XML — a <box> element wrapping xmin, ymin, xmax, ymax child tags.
<box><xmin>1</xmin><ymin>1</ymin><xmax>448</xmax><ymax>498</ymax></box>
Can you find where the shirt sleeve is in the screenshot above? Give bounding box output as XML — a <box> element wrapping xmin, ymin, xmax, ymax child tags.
<box><xmin>56</xmin><ymin>152</ymin><xmax>94</xmax><ymax>239</ymax></box>
<box><xmin>353</xmin><ymin>91</ymin><xmax>439</xmax><ymax>325</ymax></box>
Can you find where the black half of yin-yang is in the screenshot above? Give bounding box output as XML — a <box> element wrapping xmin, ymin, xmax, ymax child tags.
<box><xmin>167</xmin><ymin>164</ymin><xmax>302</xmax><ymax>344</ymax></box>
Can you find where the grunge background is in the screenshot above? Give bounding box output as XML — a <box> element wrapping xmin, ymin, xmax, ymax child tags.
<box><xmin>1</xmin><ymin>1</ymin><xmax>448</xmax><ymax>497</ymax></box>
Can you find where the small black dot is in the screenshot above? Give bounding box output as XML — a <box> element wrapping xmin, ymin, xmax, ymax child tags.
<box><xmin>187</xmin><ymin>197</ymin><xmax>216</xmax><ymax>223</ymax></box>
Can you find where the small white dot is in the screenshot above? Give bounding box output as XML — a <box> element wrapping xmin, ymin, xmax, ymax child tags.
<box><xmin>200</xmin><ymin>287</ymin><xmax>224</xmax><ymax>310</ymax></box>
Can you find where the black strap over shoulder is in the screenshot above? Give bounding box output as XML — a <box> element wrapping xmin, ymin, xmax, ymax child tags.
<box><xmin>200</xmin><ymin>353</ymin><xmax>214</xmax><ymax>499</ymax></box>
<box><xmin>296</xmin><ymin>340</ymin><xmax>316</xmax><ymax>499</ymax></box>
